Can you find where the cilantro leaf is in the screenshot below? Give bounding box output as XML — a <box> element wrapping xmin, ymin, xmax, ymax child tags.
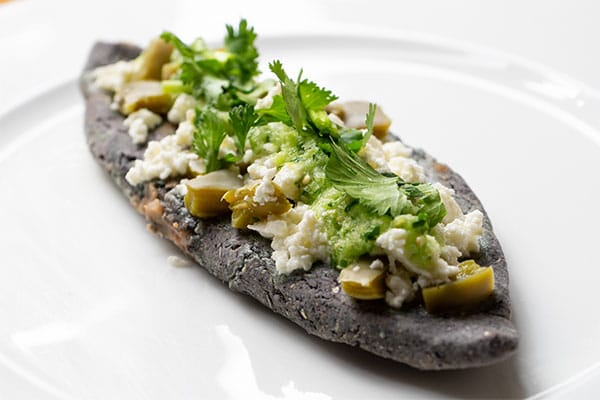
<box><xmin>326</xmin><ymin>140</ymin><xmax>405</xmax><ymax>216</ymax></box>
<box><xmin>161</xmin><ymin>20</ymin><xmax>260</xmax><ymax>105</ymax></box>
<box><xmin>298</xmin><ymin>75</ymin><xmax>338</xmax><ymax>134</ymax></box>
<box><xmin>256</xmin><ymin>95</ymin><xmax>292</xmax><ymax>125</ymax></box>
<box><xmin>229</xmin><ymin>104</ymin><xmax>257</xmax><ymax>156</ymax></box>
<box><xmin>364</xmin><ymin>103</ymin><xmax>376</xmax><ymax>142</ymax></box>
<box><xmin>269</xmin><ymin>60</ymin><xmax>307</xmax><ymax>133</ymax></box>
<box><xmin>339</xmin><ymin>129</ymin><xmax>366</xmax><ymax>152</ymax></box>
<box><xmin>160</xmin><ymin>31</ymin><xmax>205</xmax><ymax>95</ymax></box>
<box><xmin>298</xmin><ymin>79</ymin><xmax>338</xmax><ymax>111</ymax></box>
<box><xmin>268</xmin><ymin>60</ymin><xmax>339</xmax><ymax>136</ymax></box>
<box><xmin>192</xmin><ymin>108</ymin><xmax>229</xmax><ymax>173</ymax></box>
<box><xmin>224</xmin><ymin>19</ymin><xmax>259</xmax><ymax>84</ymax></box>
<box><xmin>160</xmin><ymin>31</ymin><xmax>194</xmax><ymax>58</ymax></box>
<box><xmin>161</xmin><ymin>31</ymin><xmax>230</xmax><ymax>99</ymax></box>
<box><xmin>326</xmin><ymin>140</ymin><xmax>446</xmax><ymax>228</ymax></box>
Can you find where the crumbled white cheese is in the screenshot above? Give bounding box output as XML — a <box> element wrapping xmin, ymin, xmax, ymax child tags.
<box><xmin>92</xmin><ymin>60</ymin><xmax>136</xmax><ymax>92</ymax></box>
<box><xmin>125</xmin><ymin>119</ymin><xmax>150</xmax><ymax>144</ymax></box>
<box><xmin>273</xmin><ymin>162</ymin><xmax>304</xmax><ymax>200</ymax></box>
<box><xmin>125</xmin><ymin>120</ymin><xmax>199</xmax><ymax>185</ymax></box>
<box><xmin>241</xmin><ymin>149</ymin><xmax>256</xmax><ymax>164</ymax></box>
<box><xmin>248</xmin><ymin>219</ymin><xmax>288</xmax><ymax>238</ymax></box>
<box><xmin>130</xmin><ymin>120</ymin><xmax>150</xmax><ymax>144</ymax></box>
<box><xmin>369</xmin><ymin>259</ymin><xmax>385</xmax><ymax>270</ymax></box>
<box><xmin>125</xmin><ymin>141</ymin><xmax>198</xmax><ymax>185</ymax></box>
<box><xmin>360</xmin><ymin>135</ymin><xmax>388</xmax><ymax>171</ymax></box>
<box><xmin>123</xmin><ymin>108</ymin><xmax>162</xmax><ymax>144</ymax></box>
<box><xmin>375</xmin><ymin>228</ymin><xmax>457</xmax><ymax>280</ymax></box>
<box><xmin>185</xmin><ymin>109</ymin><xmax>196</xmax><ymax>123</ymax></box>
<box><xmin>167</xmin><ymin>93</ymin><xmax>197</xmax><ymax>124</ymax></box>
<box><xmin>255</xmin><ymin>82</ymin><xmax>281</xmax><ymax>110</ymax></box>
<box><xmin>385</xmin><ymin>268</ymin><xmax>416</xmax><ymax>308</ymax></box>
<box><xmin>381</xmin><ymin>141</ymin><xmax>411</xmax><ymax>159</ymax></box>
<box><xmin>383</xmin><ymin>142</ymin><xmax>425</xmax><ymax>183</ymax></box>
<box><xmin>360</xmin><ymin>136</ymin><xmax>425</xmax><ymax>182</ymax></box>
<box><xmin>434</xmin><ymin>183</ymin><xmax>464</xmax><ymax>224</ymax></box>
<box><xmin>253</xmin><ymin>178</ymin><xmax>277</xmax><ymax>205</ymax></box>
<box><xmin>248</xmin><ymin>205</ymin><xmax>329</xmax><ymax>274</ymax></box>
<box><xmin>442</xmin><ymin>210</ymin><xmax>483</xmax><ymax>256</ymax></box>
<box><xmin>174</xmin><ymin>181</ymin><xmax>188</xmax><ymax>196</ymax></box>
<box><xmin>386</xmin><ymin>157</ymin><xmax>425</xmax><ymax>183</ymax></box>
<box><xmin>173</xmin><ymin>120</ymin><xmax>195</xmax><ymax>146</ymax></box>
<box><xmin>440</xmin><ymin>244</ymin><xmax>461</xmax><ymax>266</ymax></box>
<box><xmin>246</xmin><ymin>156</ymin><xmax>277</xmax><ymax>181</ymax></box>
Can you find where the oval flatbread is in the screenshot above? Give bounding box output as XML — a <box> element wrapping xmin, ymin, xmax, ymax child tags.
<box><xmin>80</xmin><ymin>42</ymin><xmax>518</xmax><ymax>370</ymax></box>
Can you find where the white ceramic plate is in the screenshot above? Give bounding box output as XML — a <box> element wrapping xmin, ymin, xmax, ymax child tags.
<box><xmin>2</xmin><ymin>33</ymin><xmax>600</xmax><ymax>399</ymax></box>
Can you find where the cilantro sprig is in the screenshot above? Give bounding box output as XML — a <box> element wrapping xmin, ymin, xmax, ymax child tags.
<box><xmin>326</xmin><ymin>141</ymin><xmax>446</xmax><ymax>229</ymax></box>
<box><xmin>224</xmin><ymin>19</ymin><xmax>259</xmax><ymax>84</ymax></box>
<box><xmin>268</xmin><ymin>60</ymin><xmax>308</xmax><ymax>133</ymax></box>
<box><xmin>173</xmin><ymin>24</ymin><xmax>446</xmax><ymax>230</ymax></box>
<box><xmin>160</xmin><ymin>19</ymin><xmax>260</xmax><ymax>107</ymax></box>
<box><xmin>264</xmin><ymin>61</ymin><xmax>377</xmax><ymax>153</ymax></box>
<box><xmin>266</xmin><ymin>60</ymin><xmax>338</xmax><ymax>135</ymax></box>
<box><xmin>160</xmin><ymin>32</ymin><xmax>221</xmax><ymax>96</ymax></box>
<box><xmin>192</xmin><ymin>108</ymin><xmax>229</xmax><ymax>173</ymax></box>
<box><xmin>256</xmin><ymin>94</ymin><xmax>291</xmax><ymax>125</ymax></box>
<box><xmin>228</xmin><ymin>104</ymin><xmax>257</xmax><ymax>158</ymax></box>
<box><xmin>191</xmin><ymin>104</ymin><xmax>257</xmax><ymax>171</ymax></box>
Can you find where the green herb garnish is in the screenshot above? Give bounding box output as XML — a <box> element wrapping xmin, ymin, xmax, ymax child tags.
<box><xmin>298</xmin><ymin>77</ymin><xmax>338</xmax><ymax>113</ymax></box>
<box><xmin>268</xmin><ymin>60</ymin><xmax>308</xmax><ymax>133</ymax></box>
<box><xmin>224</xmin><ymin>19</ymin><xmax>259</xmax><ymax>84</ymax></box>
<box><xmin>228</xmin><ymin>104</ymin><xmax>257</xmax><ymax>158</ymax></box>
<box><xmin>267</xmin><ymin>60</ymin><xmax>338</xmax><ymax>135</ymax></box>
<box><xmin>160</xmin><ymin>19</ymin><xmax>260</xmax><ymax>106</ymax></box>
<box><xmin>256</xmin><ymin>94</ymin><xmax>292</xmax><ymax>125</ymax></box>
<box><xmin>160</xmin><ymin>32</ymin><xmax>221</xmax><ymax>97</ymax></box>
<box><xmin>192</xmin><ymin>108</ymin><xmax>229</xmax><ymax>173</ymax></box>
<box><xmin>326</xmin><ymin>141</ymin><xmax>446</xmax><ymax>229</ymax></box>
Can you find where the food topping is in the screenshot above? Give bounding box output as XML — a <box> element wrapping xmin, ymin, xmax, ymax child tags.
<box><xmin>124</xmin><ymin>108</ymin><xmax>162</xmax><ymax>144</ymax></box>
<box><xmin>94</xmin><ymin>20</ymin><xmax>492</xmax><ymax>312</ymax></box>
<box><xmin>119</xmin><ymin>80</ymin><xmax>173</xmax><ymax>115</ymax></box>
<box><xmin>338</xmin><ymin>259</ymin><xmax>387</xmax><ymax>300</ymax></box>
<box><xmin>132</xmin><ymin>38</ymin><xmax>174</xmax><ymax>81</ymax></box>
<box><xmin>441</xmin><ymin>210</ymin><xmax>484</xmax><ymax>255</ymax></box>
<box><xmin>248</xmin><ymin>204</ymin><xmax>329</xmax><ymax>274</ymax></box>
<box><xmin>327</xmin><ymin>100</ymin><xmax>392</xmax><ymax>139</ymax></box>
<box><xmin>223</xmin><ymin>181</ymin><xmax>291</xmax><ymax>229</ymax></box>
<box><xmin>167</xmin><ymin>93</ymin><xmax>197</xmax><ymax>124</ymax></box>
<box><xmin>125</xmin><ymin>118</ymin><xmax>200</xmax><ymax>185</ymax></box>
<box><xmin>93</xmin><ymin>60</ymin><xmax>136</xmax><ymax>93</ymax></box>
<box><xmin>422</xmin><ymin>260</ymin><xmax>495</xmax><ymax>313</ymax></box>
<box><xmin>184</xmin><ymin>169</ymin><xmax>243</xmax><ymax>218</ymax></box>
